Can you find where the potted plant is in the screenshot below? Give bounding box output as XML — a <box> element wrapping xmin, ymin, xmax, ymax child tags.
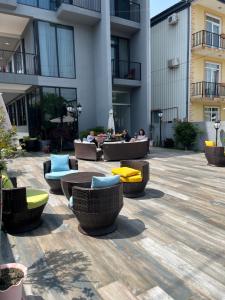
<box><xmin>0</xmin><ymin>108</ymin><xmax>26</xmax><ymax>299</ymax></box>
<box><xmin>0</xmin><ymin>263</ymin><xmax>27</xmax><ymax>300</ymax></box>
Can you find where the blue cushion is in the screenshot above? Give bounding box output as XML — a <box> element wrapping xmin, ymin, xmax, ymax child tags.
<box><xmin>50</xmin><ymin>154</ymin><xmax>70</xmax><ymax>172</ymax></box>
<box><xmin>45</xmin><ymin>170</ymin><xmax>78</xmax><ymax>180</ymax></box>
<box><xmin>91</xmin><ymin>175</ymin><xmax>120</xmax><ymax>188</ymax></box>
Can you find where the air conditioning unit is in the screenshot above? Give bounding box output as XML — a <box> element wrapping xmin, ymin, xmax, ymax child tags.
<box><xmin>168</xmin><ymin>58</ymin><xmax>180</xmax><ymax>69</ymax></box>
<box><xmin>168</xmin><ymin>13</ymin><xmax>178</xmax><ymax>25</ymax></box>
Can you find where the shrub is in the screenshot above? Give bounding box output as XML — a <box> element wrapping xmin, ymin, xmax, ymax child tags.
<box><xmin>80</xmin><ymin>126</ymin><xmax>106</xmax><ymax>139</ymax></box>
<box><xmin>164</xmin><ymin>138</ymin><xmax>175</xmax><ymax>148</ymax></box>
<box><xmin>174</xmin><ymin>122</ymin><xmax>200</xmax><ymax>150</ymax></box>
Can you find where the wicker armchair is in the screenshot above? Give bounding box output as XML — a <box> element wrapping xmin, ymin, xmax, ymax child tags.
<box><xmin>72</xmin><ymin>183</ymin><xmax>123</xmax><ymax>236</ymax></box>
<box><xmin>43</xmin><ymin>158</ymin><xmax>78</xmax><ymax>194</ymax></box>
<box><xmin>205</xmin><ymin>146</ymin><xmax>225</xmax><ymax>167</ymax></box>
<box><xmin>120</xmin><ymin>160</ymin><xmax>149</xmax><ymax>198</ymax></box>
<box><xmin>2</xmin><ymin>178</ymin><xmax>48</xmax><ymax>234</ymax></box>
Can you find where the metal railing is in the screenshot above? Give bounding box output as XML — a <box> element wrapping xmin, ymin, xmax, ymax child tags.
<box><xmin>17</xmin><ymin>0</ymin><xmax>58</xmax><ymax>11</ymax></box>
<box><xmin>111</xmin><ymin>59</ymin><xmax>141</xmax><ymax>81</ymax></box>
<box><xmin>111</xmin><ymin>1</ymin><xmax>140</xmax><ymax>23</ymax></box>
<box><xmin>192</xmin><ymin>30</ymin><xmax>225</xmax><ymax>49</ymax></box>
<box><xmin>0</xmin><ymin>49</ymin><xmax>39</xmax><ymax>75</ymax></box>
<box><xmin>60</xmin><ymin>0</ymin><xmax>101</xmax><ymax>12</ymax></box>
<box><xmin>192</xmin><ymin>81</ymin><xmax>225</xmax><ymax>98</ymax></box>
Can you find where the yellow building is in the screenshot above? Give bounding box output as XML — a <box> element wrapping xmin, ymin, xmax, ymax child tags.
<box><xmin>151</xmin><ymin>0</ymin><xmax>225</xmax><ymax>126</ymax></box>
<box><xmin>191</xmin><ymin>0</ymin><xmax>225</xmax><ymax>122</ymax></box>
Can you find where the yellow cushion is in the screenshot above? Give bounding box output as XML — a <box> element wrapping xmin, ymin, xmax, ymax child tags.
<box><xmin>2</xmin><ymin>174</ymin><xmax>13</xmax><ymax>189</ymax></box>
<box><xmin>26</xmin><ymin>189</ymin><xmax>48</xmax><ymax>210</ymax></box>
<box><xmin>112</xmin><ymin>167</ymin><xmax>140</xmax><ymax>178</ymax></box>
<box><xmin>120</xmin><ymin>174</ymin><xmax>143</xmax><ymax>183</ymax></box>
<box><xmin>205</xmin><ymin>140</ymin><xmax>215</xmax><ymax>147</ymax></box>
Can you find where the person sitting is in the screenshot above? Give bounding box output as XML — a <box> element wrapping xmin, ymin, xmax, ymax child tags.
<box><xmin>136</xmin><ymin>129</ymin><xmax>146</xmax><ymax>141</ymax></box>
<box><xmin>86</xmin><ymin>131</ymin><xmax>98</xmax><ymax>147</ymax></box>
<box><xmin>122</xmin><ymin>129</ymin><xmax>131</xmax><ymax>142</ymax></box>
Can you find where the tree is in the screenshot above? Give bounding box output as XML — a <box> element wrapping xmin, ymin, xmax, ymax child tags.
<box><xmin>174</xmin><ymin>121</ymin><xmax>200</xmax><ymax>150</ymax></box>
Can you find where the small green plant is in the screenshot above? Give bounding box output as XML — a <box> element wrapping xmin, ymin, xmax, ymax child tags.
<box><xmin>80</xmin><ymin>126</ymin><xmax>106</xmax><ymax>139</ymax></box>
<box><xmin>174</xmin><ymin>121</ymin><xmax>201</xmax><ymax>150</ymax></box>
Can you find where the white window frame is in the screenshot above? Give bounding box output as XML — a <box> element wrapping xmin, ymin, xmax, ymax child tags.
<box><xmin>204</xmin><ymin>106</ymin><xmax>220</xmax><ymax>122</ymax></box>
<box><xmin>205</xmin><ymin>14</ymin><xmax>221</xmax><ymax>34</ymax></box>
<box><xmin>204</xmin><ymin>61</ymin><xmax>221</xmax><ymax>83</ymax></box>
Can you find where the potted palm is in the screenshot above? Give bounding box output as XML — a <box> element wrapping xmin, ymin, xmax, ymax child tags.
<box><xmin>0</xmin><ymin>107</ymin><xmax>27</xmax><ymax>299</ymax></box>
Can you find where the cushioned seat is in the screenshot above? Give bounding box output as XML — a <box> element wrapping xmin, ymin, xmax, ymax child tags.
<box><xmin>45</xmin><ymin>170</ymin><xmax>78</xmax><ymax>180</ymax></box>
<box><xmin>26</xmin><ymin>189</ymin><xmax>49</xmax><ymax>209</ymax></box>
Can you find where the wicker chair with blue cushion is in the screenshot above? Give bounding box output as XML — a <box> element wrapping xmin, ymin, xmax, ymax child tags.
<box><xmin>2</xmin><ymin>176</ymin><xmax>48</xmax><ymax>234</ymax></box>
<box><xmin>71</xmin><ymin>176</ymin><xmax>123</xmax><ymax>236</ymax></box>
<box><xmin>43</xmin><ymin>155</ymin><xmax>78</xmax><ymax>194</ymax></box>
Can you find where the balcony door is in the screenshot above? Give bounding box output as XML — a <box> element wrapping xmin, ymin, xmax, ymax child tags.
<box><xmin>205</xmin><ymin>62</ymin><xmax>220</xmax><ymax>97</ymax></box>
<box><xmin>206</xmin><ymin>15</ymin><xmax>220</xmax><ymax>48</ymax></box>
<box><xmin>111</xmin><ymin>36</ymin><xmax>129</xmax><ymax>78</ymax></box>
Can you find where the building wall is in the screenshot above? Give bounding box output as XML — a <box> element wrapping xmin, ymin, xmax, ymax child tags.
<box><xmin>151</xmin><ymin>8</ymin><xmax>189</xmax><ymax>123</ymax></box>
<box><xmin>130</xmin><ymin>0</ymin><xmax>151</xmax><ymax>134</ymax></box>
<box><xmin>190</xmin><ymin>3</ymin><xmax>225</xmax><ymax>122</ymax></box>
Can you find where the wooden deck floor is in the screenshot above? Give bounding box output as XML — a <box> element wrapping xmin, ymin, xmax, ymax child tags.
<box><xmin>1</xmin><ymin>148</ymin><xmax>225</xmax><ymax>300</ymax></box>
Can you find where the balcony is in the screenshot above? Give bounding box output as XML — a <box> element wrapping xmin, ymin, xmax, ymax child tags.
<box><xmin>0</xmin><ymin>49</ymin><xmax>39</xmax><ymax>85</ymax></box>
<box><xmin>0</xmin><ymin>0</ymin><xmax>17</xmax><ymax>10</ymax></box>
<box><xmin>191</xmin><ymin>81</ymin><xmax>225</xmax><ymax>102</ymax></box>
<box><xmin>57</xmin><ymin>0</ymin><xmax>101</xmax><ymax>25</ymax></box>
<box><xmin>112</xmin><ymin>59</ymin><xmax>141</xmax><ymax>87</ymax></box>
<box><xmin>17</xmin><ymin>0</ymin><xmax>57</xmax><ymax>10</ymax></box>
<box><xmin>110</xmin><ymin>1</ymin><xmax>140</xmax><ymax>35</ymax></box>
<box><xmin>192</xmin><ymin>30</ymin><xmax>225</xmax><ymax>59</ymax></box>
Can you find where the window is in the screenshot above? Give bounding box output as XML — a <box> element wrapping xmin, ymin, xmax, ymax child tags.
<box><xmin>204</xmin><ymin>107</ymin><xmax>220</xmax><ymax>121</ymax></box>
<box><xmin>38</xmin><ymin>21</ymin><xmax>75</xmax><ymax>78</ymax></box>
<box><xmin>8</xmin><ymin>97</ymin><xmax>27</xmax><ymax>126</ymax></box>
<box><xmin>206</xmin><ymin>15</ymin><xmax>220</xmax><ymax>47</ymax></box>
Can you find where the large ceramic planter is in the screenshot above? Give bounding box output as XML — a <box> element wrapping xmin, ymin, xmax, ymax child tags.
<box><xmin>0</xmin><ymin>263</ymin><xmax>27</xmax><ymax>300</ymax></box>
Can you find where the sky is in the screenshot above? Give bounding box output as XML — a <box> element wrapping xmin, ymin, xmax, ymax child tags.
<box><xmin>151</xmin><ymin>0</ymin><xmax>179</xmax><ymax>17</ymax></box>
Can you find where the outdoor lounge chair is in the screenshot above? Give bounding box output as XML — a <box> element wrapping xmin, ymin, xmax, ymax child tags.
<box><xmin>71</xmin><ymin>183</ymin><xmax>123</xmax><ymax>236</ymax></box>
<box><xmin>120</xmin><ymin>160</ymin><xmax>149</xmax><ymax>198</ymax></box>
<box><xmin>74</xmin><ymin>141</ymin><xmax>103</xmax><ymax>161</ymax></box>
<box><xmin>43</xmin><ymin>157</ymin><xmax>78</xmax><ymax>194</ymax></box>
<box><xmin>2</xmin><ymin>177</ymin><xmax>48</xmax><ymax>234</ymax></box>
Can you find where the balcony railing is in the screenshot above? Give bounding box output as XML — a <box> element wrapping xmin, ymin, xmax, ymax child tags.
<box><xmin>111</xmin><ymin>1</ymin><xmax>140</xmax><ymax>23</ymax></box>
<box><xmin>112</xmin><ymin>59</ymin><xmax>141</xmax><ymax>81</ymax></box>
<box><xmin>59</xmin><ymin>0</ymin><xmax>101</xmax><ymax>12</ymax></box>
<box><xmin>192</xmin><ymin>81</ymin><xmax>225</xmax><ymax>98</ymax></box>
<box><xmin>17</xmin><ymin>0</ymin><xmax>58</xmax><ymax>10</ymax></box>
<box><xmin>0</xmin><ymin>49</ymin><xmax>39</xmax><ymax>75</ymax></box>
<box><xmin>192</xmin><ymin>30</ymin><xmax>225</xmax><ymax>49</ymax></box>
<box><xmin>17</xmin><ymin>0</ymin><xmax>101</xmax><ymax>12</ymax></box>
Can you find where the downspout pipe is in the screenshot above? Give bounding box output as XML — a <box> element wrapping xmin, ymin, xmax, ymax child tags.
<box><xmin>186</xmin><ymin>1</ymin><xmax>191</xmax><ymax>121</ymax></box>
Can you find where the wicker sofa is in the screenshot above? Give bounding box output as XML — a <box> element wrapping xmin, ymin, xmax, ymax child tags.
<box><xmin>72</xmin><ymin>183</ymin><xmax>123</xmax><ymax>236</ymax></box>
<box><xmin>205</xmin><ymin>146</ymin><xmax>225</xmax><ymax>167</ymax></box>
<box><xmin>120</xmin><ymin>160</ymin><xmax>149</xmax><ymax>198</ymax></box>
<box><xmin>74</xmin><ymin>141</ymin><xmax>103</xmax><ymax>161</ymax></box>
<box><xmin>43</xmin><ymin>158</ymin><xmax>78</xmax><ymax>194</ymax></box>
<box><xmin>2</xmin><ymin>177</ymin><xmax>48</xmax><ymax>234</ymax></box>
<box><xmin>103</xmin><ymin>140</ymin><xmax>149</xmax><ymax>161</ymax></box>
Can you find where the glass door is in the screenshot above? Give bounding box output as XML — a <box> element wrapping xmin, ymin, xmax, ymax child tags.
<box><xmin>205</xmin><ymin>62</ymin><xmax>220</xmax><ymax>97</ymax></box>
<box><xmin>206</xmin><ymin>15</ymin><xmax>220</xmax><ymax>48</ymax></box>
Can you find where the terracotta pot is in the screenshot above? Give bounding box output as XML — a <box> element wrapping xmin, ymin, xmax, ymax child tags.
<box><xmin>0</xmin><ymin>263</ymin><xmax>27</xmax><ymax>300</ymax></box>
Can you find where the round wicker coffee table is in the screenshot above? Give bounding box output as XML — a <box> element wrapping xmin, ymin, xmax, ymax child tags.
<box><xmin>61</xmin><ymin>172</ymin><xmax>105</xmax><ymax>200</ymax></box>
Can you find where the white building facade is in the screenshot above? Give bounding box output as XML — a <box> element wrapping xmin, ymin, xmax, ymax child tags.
<box><xmin>0</xmin><ymin>0</ymin><xmax>151</xmax><ymax>141</ymax></box>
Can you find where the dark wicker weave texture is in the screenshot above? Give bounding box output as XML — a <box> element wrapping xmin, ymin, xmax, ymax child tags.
<box><xmin>120</xmin><ymin>160</ymin><xmax>150</xmax><ymax>198</ymax></box>
<box><xmin>2</xmin><ymin>178</ymin><xmax>47</xmax><ymax>234</ymax></box>
<box><xmin>103</xmin><ymin>141</ymin><xmax>149</xmax><ymax>161</ymax></box>
<box><xmin>43</xmin><ymin>158</ymin><xmax>78</xmax><ymax>194</ymax></box>
<box><xmin>205</xmin><ymin>146</ymin><xmax>225</xmax><ymax>167</ymax></box>
<box><xmin>74</xmin><ymin>142</ymin><xmax>103</xmax><ymax>161</ymax></box>
<box><xmin>72</xmin><ymin>183</ymin><xmax>123</xmax><ymax>236</ymax></box>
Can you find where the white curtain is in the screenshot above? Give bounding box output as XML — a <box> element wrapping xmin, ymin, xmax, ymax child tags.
<box><xmin>57</xmin><ymin>27</ymin><xmax>75</xmax><ymax>78</ymax></box>
<box><xmin>38</xmin><ymin>21</ymin><xmax>58</xmax><ymax>77</ymax></box>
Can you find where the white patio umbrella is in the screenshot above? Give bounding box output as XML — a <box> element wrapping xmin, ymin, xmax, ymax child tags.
<box><xmin>0</xmin><ymin>93</ymin><xmax>12</xmax><ymax>130</ymax></box>
<box><xmin>108</xmin><ymin>109</ymin><xmax>115</xmax><ymax>134</ymax></box>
